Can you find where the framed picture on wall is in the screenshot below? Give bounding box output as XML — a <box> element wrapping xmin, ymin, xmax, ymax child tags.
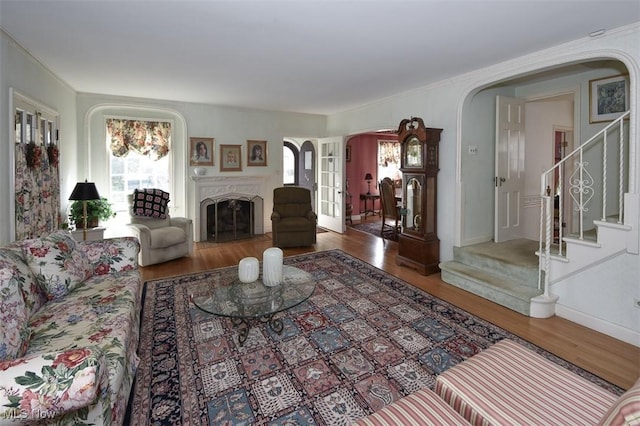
<box><xmin>189</xmin><ymin>137</ymin><xmax>214</xmax><ymax>166</ymax></box>
<box><xmin>346</xmin><ymin>144</ymin><xmax>352</xmax><ymax>162</ymax></box>
<box><xmin>220</xmin><ymin>144</ymin><xmax>242</xmax><ymax>171</ymax></box>
<box><xmin>247</xmin><ymin>140</ymin><xmax>267</xmax><ymax>166</ymax></box>
<box><xmin>589</xmin><ymin>74</ymin><xmax>629</xmax><ymax>123</ymax></box>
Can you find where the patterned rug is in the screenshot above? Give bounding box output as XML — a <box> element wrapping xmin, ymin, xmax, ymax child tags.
<box><xmin>128</xmin><ymin>250</ymin><xmax>622</xmax><ymax>425</ymax></box>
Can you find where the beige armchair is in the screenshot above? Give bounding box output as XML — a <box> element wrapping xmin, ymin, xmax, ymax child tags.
<box><xmin>126</xmin><ymin>190</ymin><xmax>193</xmax><ymax>266</ymax></box>
<box><xmin>271</xmin><ymin>187</ymin><xmax>317</xmax><ymax>248</ymax></box>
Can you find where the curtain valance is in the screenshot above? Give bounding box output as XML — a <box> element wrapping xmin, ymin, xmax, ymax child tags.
<box><xmin>378</xmin><ymin>140</ymin><xmax>400</xmax><ymax>167</ymax></box>
<box><xmin>106</xmin><ymin>119</ymin><xmax>171</xmax><ymax>160</ymax></box>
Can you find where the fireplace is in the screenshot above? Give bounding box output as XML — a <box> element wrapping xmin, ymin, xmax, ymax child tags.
<box><xmin>193</xmin><ymin>176</ymin><xmax>265</xmax><ymax>242</ymax></box>
<box><xmin>205</xmin><ymin>197</ymin><xmax>258</xmax><ymax>242</ymax></box>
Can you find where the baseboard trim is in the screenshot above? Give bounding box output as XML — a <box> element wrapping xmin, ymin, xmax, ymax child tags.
<box><xmin>555</xmin><ymin>304</ymin><xmax>640</xmax><ymax>347</ymax></box>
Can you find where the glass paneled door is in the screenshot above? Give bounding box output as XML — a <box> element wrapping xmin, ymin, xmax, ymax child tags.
<box><xmin>317</xmin><ymin>137</ymin><xmax>345</xmax><ymax>233</ymax></box>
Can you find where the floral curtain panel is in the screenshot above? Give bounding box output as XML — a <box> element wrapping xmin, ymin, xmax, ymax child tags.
<box><xmin>378</xmin><ymin>140</ymin><xmax>400</xmax><ymax>166</ymax></box>
<box><xmin>15</xmin><ymin>142</ymin><xmax>60</xmax><ymax>240</ymax></box>
<box><xmin>106</xmin><ymin>119</ymin><xmax>171</xmax><ymax>160</ymax></box>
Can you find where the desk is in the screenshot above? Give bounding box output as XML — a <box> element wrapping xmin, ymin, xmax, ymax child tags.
<box><xmin>360</xmin><ymin>193</ymin><xmax>380</xmax><ymax>219</ymax></box>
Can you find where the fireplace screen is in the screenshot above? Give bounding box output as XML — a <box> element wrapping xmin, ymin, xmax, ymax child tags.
<box><xmin>206</xmin><ymin>198</ymin><xmax>254</xmax><ymax>243</ymax></box>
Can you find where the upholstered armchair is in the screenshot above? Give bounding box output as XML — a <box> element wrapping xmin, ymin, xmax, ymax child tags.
<box><xmin>126</xmin><ymin>189</ymin><xmax>193</xmax><ymax>266</ymax></box>
<box><xmin>271</xmin><ymin>187</ymin><xmax>317</xmax><ymax>248</ymax></box>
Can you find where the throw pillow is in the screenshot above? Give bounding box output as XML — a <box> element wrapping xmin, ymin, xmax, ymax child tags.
<box><xmin>0</xmin><ymin>252</ymin><xmax>31</xmax><ymax>361</ymax></box>
<box><xmin>132</xmin><ymin>188</ymin><xmax>170</xmax><ymax>219</ymax></box>
<box><xmin>22</xmin><ymin>230</ymin><xmax>93</xmax><ymax>300</ymax></box>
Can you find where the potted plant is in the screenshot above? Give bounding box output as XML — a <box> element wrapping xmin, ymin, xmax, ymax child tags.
<box><xmin>69</xmin><ymin>197</ymin><xmax>116</xmax><ymax>229</ymax></box>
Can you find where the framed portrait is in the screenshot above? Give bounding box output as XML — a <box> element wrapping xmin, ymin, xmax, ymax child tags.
<box><xmin>589</xmin><ymin>74</ymin><xmax>629</xmax><ymax>123</ymax></box>
<box><xmin>220</xmin><ymin>144</ymin><xmax>242</xmax><ymax>171</ymax></box>
<box><xmin>189</xmin><ymin>137</ymin><xmax>214</xmax><ymax>166</ymax></box>
<box><xmin>346</xmin><ymin>144</ymin><xmax>352</xmax><ymax>162</ymax></box>
<box><xmin>247</xmin><ymin>140</ymin><xmax>267</xmax><ymax>166</ymax></box>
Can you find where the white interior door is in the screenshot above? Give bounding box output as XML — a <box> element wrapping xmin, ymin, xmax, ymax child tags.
<box><xmin>317</xmin><ymin>136</ymin><xmax>345</xmax><ymax>233</ymax></box>
<box><xmin>495</xmin><ymin>95</ymin><xmax>525</xmax><ymax>242</ymax></box>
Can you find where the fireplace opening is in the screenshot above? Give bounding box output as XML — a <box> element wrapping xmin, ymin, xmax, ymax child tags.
<box><xmin>206</xmin><ymin>198</ymin><xmax>254</xmax><ymax>243</ymax></box>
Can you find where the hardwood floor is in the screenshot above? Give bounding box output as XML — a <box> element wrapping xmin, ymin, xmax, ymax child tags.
<box><xmin>139</xmin><ymin>227</ymin><xmax>640</xmax><ymax>390</ymax></box>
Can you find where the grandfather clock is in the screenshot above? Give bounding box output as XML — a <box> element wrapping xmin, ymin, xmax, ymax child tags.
<box><xmin>396</xmin><ymin>117</ymin><xmax>442</xmax><ymax>275</ymax></box>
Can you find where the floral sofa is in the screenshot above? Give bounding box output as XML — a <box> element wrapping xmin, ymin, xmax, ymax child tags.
<box><xmin>0</xmin><ymin>231</ymin><xmax>141</xmax><ymax>425</ymax></box>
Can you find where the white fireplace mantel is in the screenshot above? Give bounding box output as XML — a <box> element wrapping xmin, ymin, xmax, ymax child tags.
<box><xmin>191</xmin><ymin>175</ymin><xmax>266</xmax><ymax>242</ymax></box>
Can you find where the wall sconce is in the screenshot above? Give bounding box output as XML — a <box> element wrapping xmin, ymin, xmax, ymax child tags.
<box><xmin>69</xmin><ymin>179</ymin><xmax>101</xmax><ymax>240</ymax></box>
<box><xmin>364</xmin><ymin>173</ymin><xmax>373</xmax><ymax>195</ymax></box>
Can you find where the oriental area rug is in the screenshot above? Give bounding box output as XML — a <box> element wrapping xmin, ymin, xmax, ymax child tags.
<box><xmin>128</xmin><ymin>250</ymin><xmax>621</xmax><ymax>425</ymax></box>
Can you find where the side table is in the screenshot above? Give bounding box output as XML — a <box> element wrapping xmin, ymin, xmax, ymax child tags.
<box><xmin>70</xmin><ymin>227</ymin><xmax>105</xmax><ymax>242</ymax></box>
<box><xmin>360</xmin><ymin>193</ymin><xmax>380</xmax><ymax>219</ymax></box>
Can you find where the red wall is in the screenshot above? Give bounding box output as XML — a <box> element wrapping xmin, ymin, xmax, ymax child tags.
<box><xmin>345</xmin><ymin>133</ymin><xmax>398</xmax><ymax>216</ymax></box>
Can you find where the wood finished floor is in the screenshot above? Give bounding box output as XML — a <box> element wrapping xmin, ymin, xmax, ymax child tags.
<box><xmin>139</xmin><ymin>225</ymin><xmax>640</xmax><ymax>390</ymax></box>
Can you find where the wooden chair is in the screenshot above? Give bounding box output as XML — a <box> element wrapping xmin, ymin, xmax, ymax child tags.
<box><xmin>379</xmin><ymin>177</ymin><xmax>401</xmax><ymax>241</ymax></box>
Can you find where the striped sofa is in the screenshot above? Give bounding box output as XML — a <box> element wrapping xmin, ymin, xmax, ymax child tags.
<box><xmin>355</xmin><ymin>339</ymin><xmax>640</xmax><ymax>426</ymax></box>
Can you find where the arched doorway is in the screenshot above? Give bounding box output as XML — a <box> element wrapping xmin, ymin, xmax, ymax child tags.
<box><xmin>458</xmin><ymin>59</ymin><xmax>630</xmax><ymax>247</ymax></box>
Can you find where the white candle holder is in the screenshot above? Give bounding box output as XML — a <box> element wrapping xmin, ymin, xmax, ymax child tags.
<box><xmin>262</xmin><ymin>247</ymin><xmax>283</xmax><ymax>287</ymax></box>
<box><xmin>238</xmin><ymin>257</ymin><xmax>259</xmax><ymax>283</ymax></box>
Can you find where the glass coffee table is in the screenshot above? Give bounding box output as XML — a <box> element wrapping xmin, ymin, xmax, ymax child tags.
<box><xmin>191</xmin><ymin>265</ymin><xmax>315</xmax><ymax>346</ymax></box>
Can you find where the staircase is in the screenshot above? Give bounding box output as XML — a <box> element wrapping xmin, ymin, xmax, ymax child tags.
<box><xmin>439</xmin><ymin>240</ymin><xmax>543</xmax><ymax>316</ymax></box>
<box><xmin>441</xmin><ymin>111</ymin><xmax>634</xmax><ymax>318</ymax></box>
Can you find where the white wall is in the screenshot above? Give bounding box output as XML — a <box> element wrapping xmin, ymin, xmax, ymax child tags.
<box><xmin>0</xmin><ymin>31</ymin><xmax>78</xmax><ymax>245</ymax></box>
<box><xmin>554</xmin><ymin>252</ymin><xmax>640</xmax><ymax>346</ymax></box>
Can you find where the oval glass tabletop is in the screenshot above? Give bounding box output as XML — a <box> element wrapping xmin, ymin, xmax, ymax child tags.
<box><xmin>191</xmin><ymin>265</ymin><xmax>315</xmax><ymax>320</ymax></box>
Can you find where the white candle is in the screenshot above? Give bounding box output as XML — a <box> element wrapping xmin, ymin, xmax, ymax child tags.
<box><xmin>238</xmin><ymin>257</ymin><xmax>259</xmax><ymax>283</ymax></box>
<box><xmin>263</xmin><ymin>247</ymin><xmax>283</xmax><ymax>286</ymax></box>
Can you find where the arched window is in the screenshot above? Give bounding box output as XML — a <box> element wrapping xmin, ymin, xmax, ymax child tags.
<box><xmin>283</xmin><ymin>141</ymin><xmax>299</xmax><ymax>185</ymax></box>
<box><xmin>106</xmin><ymin>118</ymin><xmax>172</xmax><ymax>226</ymax></box>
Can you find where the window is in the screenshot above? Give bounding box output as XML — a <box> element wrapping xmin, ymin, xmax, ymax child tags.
<box><xmin>107</xmin><ymin>119</ymin><xmax>172</xmax><ymax>227</ymax></box>
<box><xmin>283</xmin><ymin>141</ymin><xmax>299</xmax><ymax>185</ymax></box>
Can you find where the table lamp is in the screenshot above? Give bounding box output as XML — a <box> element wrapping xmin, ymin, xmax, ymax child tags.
<box><xmin>364</xmin><ymin>173</ymin><xmax>373</xmax><ymax>194</ymax></box>
<box><xmin>69</xmin><ymin>180</ymin><xmax>101</xmax><ymax>240</ymax></box>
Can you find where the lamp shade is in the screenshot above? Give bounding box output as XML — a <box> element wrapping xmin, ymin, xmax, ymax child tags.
<box><xmin>69</xmin><ymin>180</ymin><xmax>101</xmax><ymax>201</ymax></box>
<box><xmin>364</xmin><ymin>173</ymin><xmax>373</xmax><ymax>181</ymax></box>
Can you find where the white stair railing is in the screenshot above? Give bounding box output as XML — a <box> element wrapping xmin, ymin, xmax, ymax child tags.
<box><xmin>538</xmin><ymin>111</ymin><xmax>630</xmax><ymax>290</ymax></box>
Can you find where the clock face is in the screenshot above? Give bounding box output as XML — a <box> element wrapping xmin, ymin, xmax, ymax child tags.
<box><xmin>405</xmin><ymin>136</ymin><xmax>422</xmax><ymax>167</ymax></box>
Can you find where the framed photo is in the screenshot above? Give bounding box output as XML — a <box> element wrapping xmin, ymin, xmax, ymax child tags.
<box><xmin>220</xmin><ymin>144</ymin><xmax>242</xmax><ymax>171</ymax></box>
<box><xmin>247</xmin><ymin>140</ymin><xmax>267</xmax><ymax>166</ymax></box>
<box><xmin>346</xmin><ymin>144</ymin><xmax>352</xmax><ymax>162</ymax></box>
<box><xmin>589</xmin><ymin>74</ymin><xmax>629</xmax><ymax>123</ymax></box>
<box><xmin>189</xmin><ymin>137</ymin><xmax>214</xmax><ymax>166</ymax></box>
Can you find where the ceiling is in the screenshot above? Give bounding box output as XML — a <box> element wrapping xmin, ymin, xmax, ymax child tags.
<box><xmin>1</xmin><ymin>1</ymin><xmax>638</xmax><ymax>115</ymax></box>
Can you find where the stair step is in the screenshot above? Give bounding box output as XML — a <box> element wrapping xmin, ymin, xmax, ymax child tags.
<box><xmin>453</xmin><ymin>241</ymin><xmax>539</xmax><ymax>287</ymax></box>
<box><xmin>439</xmin><ymin>261</ymin><xmax>543</xmax><ymax>316</ymax></box>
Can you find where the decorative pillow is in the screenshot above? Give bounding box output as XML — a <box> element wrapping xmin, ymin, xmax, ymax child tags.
<box><xmin>598</xmin><ymin>377</ymin><xmax>640</xmax><ymax>426</ymax></box>
<box><xmin>132</xmin><ymin>188</ymin><xmax>170</xmax><ymax>219</ymax></box>
<box><xmin>0</xmin><ymin>252</ymin><xmax>31</xmax><ymax>361</ymax></box>
<box><xmin>0</xmin><ymin>245</ymin><xmax>47</xmax><ymax>317</ymax></box>
<box><xmin>22</xmin><ymin>230</ymin><xmax>93</xmax><ymax>300</ymax></box>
